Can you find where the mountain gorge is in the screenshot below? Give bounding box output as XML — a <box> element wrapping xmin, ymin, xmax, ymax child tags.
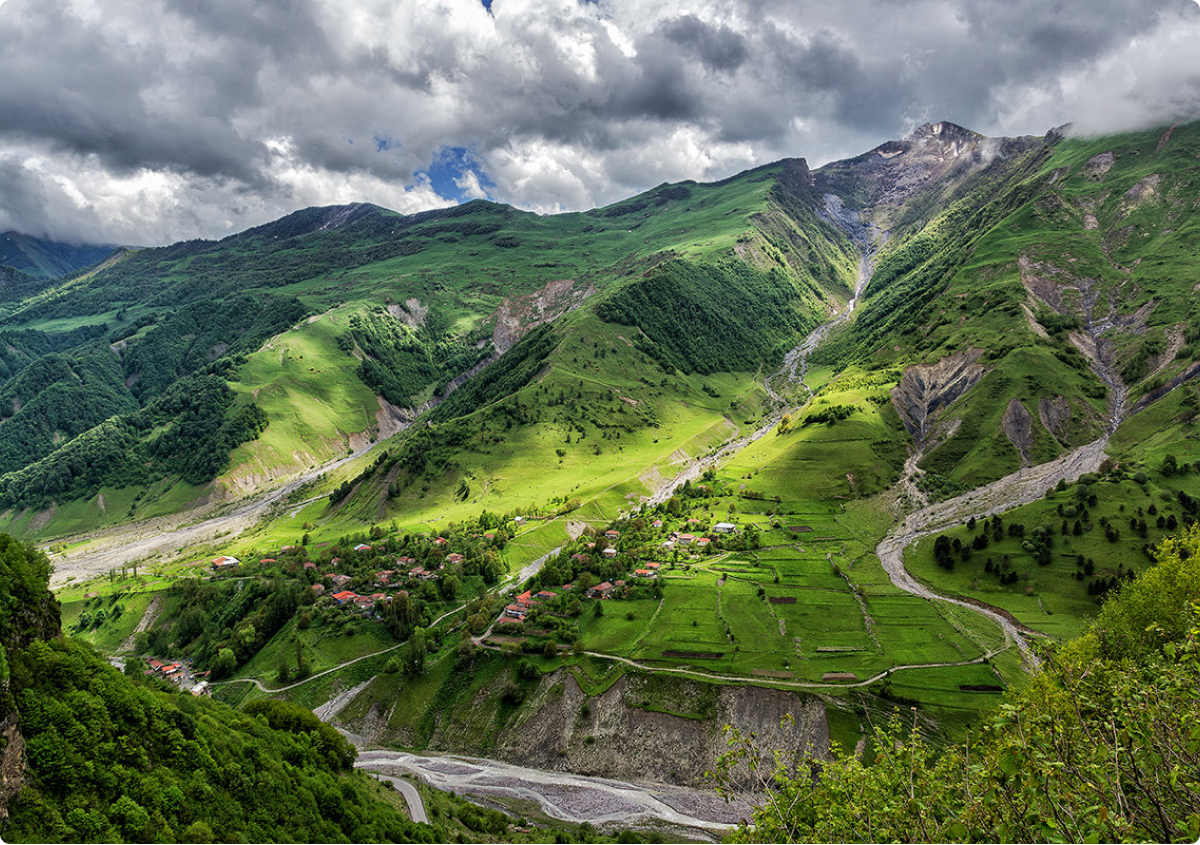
<box><xmin>1</xmin><ymin>118</ymin><xmax>1199</xmax><ymax>842</ymax></box>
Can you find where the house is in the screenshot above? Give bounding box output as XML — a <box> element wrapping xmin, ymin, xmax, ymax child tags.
<box><xmin>446</xmin><ymin>552</ymin><xmax>465</xmax><ymax>564</ymax></box>
<box><xmin>603</xmin><ymin>547</ymin><xmax>618</xmax><ymax>559</ymax></box>
<box><xmin>678</xmin><ymin>534</ymin><xmax>695</xmax><ymax>546</ymax></box>
<box><xmin>148</xmin><ymin>659</ymin><xmax>165</xmax><ymax>671</ymax></box>
<box><xmin>211</xmin><ymin>555</ymin><xmax>239</xmax><ymax>570</ymax></box>
<box><xmin>330</xmin><ymin>574</ymin><xmax>353</xmax><ymax>589</ymax></box>
<box><xmin>281</xmin><ymin>545</ymin><xmax>297</xmax><ymax>553</ymax></box>
<box><xmin>331</xmin><ymin>557</ymin><xmax>342</xmax><ymax>566</ymax></box>
<box><xmin>331</xmin><ymin>590</ymin><xmax>359</xmax><ymax>605</ymax></box>
<box><xmin>562</xmin><ymin>583</ymin><xmax>574</xmax><ymax>591</ymax></box>
<box><xmin>311</xmin><ymin>584</ymin><xmax>326</xmax><ymax>595</ymax></box>
<box><xmin>503</xmin><ymin>604</ymin><xmax>528</xmax><ymax>621</ymax></box>
<box><xmin>645</xmin><ymin>562</ymin><xmax>661</xmax><ymax>570</ymax></box>
<box><xmin>651</xmin><ymin>519</ymin><xmax>663</xmax><ymax>529</ymax></box>
<box><xmin>353</xmin><ymin>543</ymin><xmax>372</xmax><ymax>552</ymax></box>
<box><xmin>535</xmin><ymin>590</ymin><xmax>557</xmax><ymax>602</ymax></box>
<box><xmin>697</xmin><ymin>537</ymin><xmax>711</xmax><ymax>547</ymax></box>
<box><xmin>661</xmin><ymin>540</ymin><xmax>675</xmax><ymax>549</ymax></box>
<box><xmin>484</xmin><ymin>532</ymin><xmax>496</xmax><ymax>541</ymax></box>
<box><xmin>635</xmin><ymin>569</ymin><xmax>656</xmax><ymax>579</ymax></box>
<box><xmin>353</xmin><ymin>595</ymin><xmax>375</xmax><ymax>610</ymax></box>
<box><xmin>713</xmin><ymin>522</ymin><xmax>737</xmax><ymax>534</ymax></box>
<box><xmin>303</xmin><ymin>561</ymin><xmax>317</xmax><ymax>570</ymax></box>
<box><xmin>515</xmin><ymin>590</ymin><xmax>534</xmax><ymax>607</ymax></box>
<box><xmin>375</xmin><ymin>570</ymin><xmax>394</xmax><ymax>585</ymax></box>
<box><xmin>604</xmin><ymin>530</ymin><xmax>620</xmax><ymax>541</ymax></box>
<box><xmin>587</xmin><ymin>581</ymin><xmax>615</xmax><ymax>599</ymax></box>
<box><xmin>259</xmin><ymin>558</ymin><xmax>276</xmax><ymax>564</ymax></box>
<box><xmin>434</xmin><ymin>537</ymin><xmax>448</xmax><ymax>546</ymax></box>
<box><xmin>571</xmin><ymin>553</ymin><xmax>588</xmax><ymax>562</ymax></box>
<box><xmin>687</xmin><ymin>518</ymin><xmax>701</xmax><ymax>525</ymax></box>
<box><xmin>513</xmin><ymin>516</ymin><xmax>526</xmax><ymax>526</ymax></box>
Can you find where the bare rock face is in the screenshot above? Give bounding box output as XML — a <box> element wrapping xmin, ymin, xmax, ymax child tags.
<box><xmin>0</xmin><ymin>715</ymin><xmax>24</xmax><ymax>820</ymax></box>
<box><xmin>387</xmin><ymin>298</ymin><xmax>428</xmax><ymax>329</ymax></box>
<box><xmin>492</xmin><ymin>279</ymin><xmax>596</xmax><ymax>353</ymax></box>
<box><xmin>359</xmin><ymin>669</ymin><xmax>828</xmax><ymax>789</ymax></box>
<box><xmin>1038</xmin><ymin>395</ymin><xmax>1072</xmax><ymax>443</ymax></box>
<box><xmin>1001</xmin><ymin>398</ymin><xmax>1035</xmax><ymax>465</ymax></box>
<box><xmin>495</xmin><ymin>673</ymin><xmax>828</xmax><ymax>788</ymax></box>
<box><xmin>1083</xmin><ymin>151</ymin><xmax>1115</xmax><ymax>180</ymax></box>
<box><xmin>815</xmin><ymin>122</ymin><xmax>1043</xmax><ymax>230</ymax></box>
<box><xmin>891</xmin><ymin>349</ymin><xmax>987</xmax><ymax>451</ymax></box>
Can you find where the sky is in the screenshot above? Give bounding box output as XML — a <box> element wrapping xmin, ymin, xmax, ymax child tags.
<box><xmin>1</xmin><ymin>0</ymin><xmax>1199</xmax><ymax>247</ymax></box>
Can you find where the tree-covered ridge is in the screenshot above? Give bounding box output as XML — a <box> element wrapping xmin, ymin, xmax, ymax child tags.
<box><xmin>717</xmin><ymin>523</ymin><xmax>1200</xmax><ymax>843</ymax></box>
<box><xmin>0</xmin><ymin>373</ymin><xmax>267</xmax><ymax>509</ymax></box>
<box><xmin>2</xmin><ymin>637</ymin><xmax>437</xmax><ymax>843</ymax></box>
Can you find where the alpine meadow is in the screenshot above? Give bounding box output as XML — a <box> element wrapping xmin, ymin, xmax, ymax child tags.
<box><xmin>2</xmin><ymin>111</ymin><xmax>1200</xmax><ymax>844</ymax></box>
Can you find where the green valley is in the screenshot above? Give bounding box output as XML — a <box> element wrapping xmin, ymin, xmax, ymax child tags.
<box><xmin>3</xmin><ymin>118</ymin><xmax>1200</xmax><ymax>842</ymax></box>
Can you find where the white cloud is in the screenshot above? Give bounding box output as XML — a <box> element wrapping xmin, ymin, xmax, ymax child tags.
<box><xmin>0</xmin><ymin>0</ymin><xmax>1197</xmax><ymax>245</ymax></box>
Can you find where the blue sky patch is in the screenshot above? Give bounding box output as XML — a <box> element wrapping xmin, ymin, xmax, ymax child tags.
<box><xmin>419</xmin><ymin>146</ymin><xmax>496</xmax><ymax>203</ymax></box>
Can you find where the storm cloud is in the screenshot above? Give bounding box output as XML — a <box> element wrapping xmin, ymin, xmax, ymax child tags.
<box><xmin>0</xmin><ymin>0</ymin><xmax>1198</xmax><ymax>245</ymax></box>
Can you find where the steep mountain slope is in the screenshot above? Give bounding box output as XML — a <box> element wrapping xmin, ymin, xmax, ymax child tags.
<box><xmin>810</xmin><ymin>121</ymin><xmax>1200</xmax><ymax>494</ymax></box>
<box><xmin>0</xmin><ymin>232</ymin><xmax>117</xmax><ymax>281</ymax></box>
<box><xmin>0</xmin><ymin>158</ymin><xmax>861</xmax><ymax>538</ymax></box>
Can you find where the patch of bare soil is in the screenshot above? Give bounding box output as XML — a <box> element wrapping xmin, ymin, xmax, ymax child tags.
<box><xmin>890</xmin><ymin>349</ymin><xmax>986</xmax><ymax>450</ymax></box>
<box><xmin>1082</xmin><ymin>151</ymin><xmax>1115</xmax><ymax>180</ymax></box>
<box><xmin>119</xmin><ymin>594</ymin><xmax>164</xmax><ymax>653</ymax></box>
<box><xmin>1037</xmin><ymin>395</ymin><xmax>1071</xmax><ymax>443</ymax></box>
<box><xmin>1001</xmin><ymin>398</ymin><xmax>1035</xmax><ymax>465</ymax></box>
<box><xmin>492</xmin><ymin>279</ymin><xmax>595</xmax><ymax>353</ymax></box>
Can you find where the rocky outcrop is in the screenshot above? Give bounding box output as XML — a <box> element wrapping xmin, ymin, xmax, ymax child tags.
<box><xmin>1038</xmin><ymin>396</ymin><xmax>1072</xmax><ymax>443</ymax></box>
<box><xmin>1001</xmin><ymin>398</ymin><xmax>1035</xmax><ymax>465</ymax></box>
<box><xmin>1082</xmin><ymin>151</ymin><xmax>1115</xmax><ymax>180</ymax></box>
<box><xmin>0</xmin><ymin>714</ymin><xmax>24</xmax><ymax>820</ymax></box>
<box><xmin>815</xmin><ymin>122</ymin><xmax>1044</xmax><ymax>230</ymax></box>
<box><xmin>891</xmin><ymin>349</ymin><xmax>987</xmax><ymax>451</ymax></box>
<box><xmin>387</xmin><ymin>298</ymin><xmax>428</xmax><ymax>329</ymax></box>
<box><xmin>492</xmin><ymin>279</ymin><xmax>595</xmax><ymax>353</ymax></box>
<box><xmin>353</xmin><ymin>668</ymin><xmax>828</xmax><ymax>789</ymax></box>
<box><xmin>497</xmin><ymin>673</ymin><xmax>827</xmax><ymax>788</ymax></box>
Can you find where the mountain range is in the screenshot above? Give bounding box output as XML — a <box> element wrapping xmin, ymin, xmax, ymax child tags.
<box><xmin>1</xmin><ymin>117</ymin><xmax>1199</xmax><ymax>842</ymax></box>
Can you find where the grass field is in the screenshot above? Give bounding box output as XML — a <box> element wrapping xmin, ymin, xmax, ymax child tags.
<box><xmin>905</xmin><ymin>472</ymin><xmax>1194</xmax><ymax>639</ymax></box>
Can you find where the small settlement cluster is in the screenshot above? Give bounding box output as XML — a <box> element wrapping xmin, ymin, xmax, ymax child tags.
<box><xmin>494</xmin><ymin>519</ymin><xmax>742</xmax><ymax>629</ymax></box>
<box><xmin>205</xmin><ymin>524</ymin><xmax>511</xmax><ymax>626</ymax></box>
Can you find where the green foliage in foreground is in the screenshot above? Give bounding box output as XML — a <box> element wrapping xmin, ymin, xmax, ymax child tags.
<box><xmin>715</xmin><ymin>523</ymin><xmax>1200</xmax><ymax>843</ymax></box>
<box><xmin>3</xmin><ymin>637</ymin><xmax>437</xmax><ymax>843</ymax></box>
<box><xmin>0</xmin><ymin>537</ymin><xmax>440</xmax><ymax>845</ymax></box>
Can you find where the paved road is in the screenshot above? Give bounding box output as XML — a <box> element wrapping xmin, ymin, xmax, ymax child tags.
<box><xmin>360</xmin><ymin>771</ymin><xmax>429</xmax><ymax>824</ymax></box>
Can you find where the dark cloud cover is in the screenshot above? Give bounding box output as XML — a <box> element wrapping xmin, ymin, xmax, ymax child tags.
<box><xmin>0</xmin><ymin>0</ymin><xmax>1198</xmax><ymax>245</ymax></box>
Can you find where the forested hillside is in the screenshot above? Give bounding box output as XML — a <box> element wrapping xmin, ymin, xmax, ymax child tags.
<box><xmin>0</xmin><ymin>535</ymin><xmax>438</xmax><ymax>843</ymax></box>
